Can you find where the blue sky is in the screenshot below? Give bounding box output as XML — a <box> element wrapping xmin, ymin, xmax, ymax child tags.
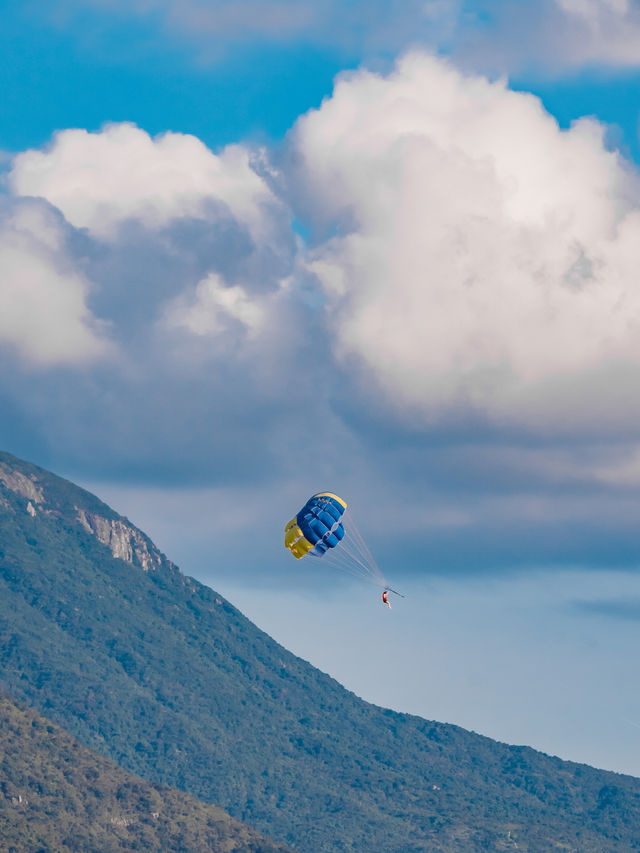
<box><xmin>4</xmin><ymin>0</ymin><xmax>640</xmax><ymax>775</ymax></box>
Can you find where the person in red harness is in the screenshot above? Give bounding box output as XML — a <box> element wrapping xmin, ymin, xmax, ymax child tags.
<box><xmin>382</xmin><ymin>590</ymin><xmax>391</xmax><ymax>609</ymax></box>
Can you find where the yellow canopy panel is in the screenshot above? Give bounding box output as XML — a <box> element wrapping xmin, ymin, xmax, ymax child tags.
<box><xmin>284</xmin><ymin>517</ymin><xmax>315</xmax><ymax>559</ymax></box>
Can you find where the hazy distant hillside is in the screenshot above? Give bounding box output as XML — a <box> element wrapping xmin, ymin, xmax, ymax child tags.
<box><xmin>1</xmin><ymin>450</ymin><xmax>640</xmax><ymax>852</ymax></box>
<box><xmin>0</xmin><ymin>694</ymin><xmax>290</xmax><ymax>853</ymax></box>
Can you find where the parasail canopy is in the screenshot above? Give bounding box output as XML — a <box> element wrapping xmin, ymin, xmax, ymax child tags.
<box><xmin>284</xmin><ymin>492</ymin><xmax>390</xmax><ymax>590</ymax></box>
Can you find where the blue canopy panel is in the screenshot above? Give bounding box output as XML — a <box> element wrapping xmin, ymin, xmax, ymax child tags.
<box><xmin>289</xmin><ymin>492</ymin><xmax>347</xmax><ymax>558</ymax></box>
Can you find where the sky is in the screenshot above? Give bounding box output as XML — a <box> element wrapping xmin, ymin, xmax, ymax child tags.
<box><xmin>3</xmin><ymin>0</ymin><xmax>640</xmax><ymax>776</ymax></box>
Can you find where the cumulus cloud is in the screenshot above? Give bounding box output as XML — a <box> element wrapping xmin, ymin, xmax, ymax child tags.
<box><xmin>6</xmin><ymin>121</ymin><xmax>297</xmax><ymax>366</ymax></box>
<box><xmin>10</xmin><ymin>124</ymin><xmax>279</xmax><ymax>244</ymax></box>
<box><xmin>292</xmin><ymin>52</ymin><xmax>640</xmax><ymax>428</ymax></box>
<box><xmin>165</xmin><ymin>272</ymin><xmax>265</xmax><ymax>336</ymax></box>
<box><xmin>0</xmin><ymin>199</ymin><xmax>110</xmax><ymax>366</ymax></box>
<box><xmin>1</xmin><ymin>120</ymin><xmax>310</xmax><ymax>488</ymax></box>
<box><xmin>6</xmin><ymin>68</ymin><xmax>640</xmax><ymax>576</ymax></box>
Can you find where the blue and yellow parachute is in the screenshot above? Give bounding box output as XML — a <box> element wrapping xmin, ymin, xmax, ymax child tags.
<box><xmin>284</xmin><ymin>492</ymin><xmax>347</xmax><ymax>559</ymax></box>
<box><xmin>285</xmin><ymin>492</ymin><xmax>390</xmax><ymax>590</ymax></box>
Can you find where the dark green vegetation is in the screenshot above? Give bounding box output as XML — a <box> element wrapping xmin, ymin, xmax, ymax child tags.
<box><xmin>1</xmin><ymin>450</ymin><xmax>640</xmax><ymax>851</ymax></box>
<box><xmin>0</xmin><ymin>694</ymin><xmax>290</xmax><ymax>852</ymax></box>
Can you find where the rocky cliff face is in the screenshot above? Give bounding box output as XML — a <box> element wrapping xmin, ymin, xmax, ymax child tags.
<box><xmin>0</xmin><ymin>455</ymin><xmax>171</xmax><ymax>575</ymax></box>
<box><xmin>76</xmin><ymin>509</ymin><xmax>165</xmax><ymax>573</ymax></box>
<box><xmin>0</xmin><ymin>463</ymin><xmax>44</xmax><ymax>506</ymax></box>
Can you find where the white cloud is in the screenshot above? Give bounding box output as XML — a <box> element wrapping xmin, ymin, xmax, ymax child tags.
<box><xmin>9</xmin><ymin>123</ymin><xmax>279</xmax><ymax>243</ymax></box>
<box><xmin>587</xmin><ymin>445</ymin><xmax>640</xmax><ymax>485</ymax></box>
<box><xmin>164</xmin><ymin>272</ymin><xmax>264</xmax><ymax>336</ymax></box>
<box><xmin>551</xmin><ymin>0</ymin><xmax>640</xmax><ymax>67</ymax></box>
<box><xmin>62</xmin><ymin>0</ymin><xmax>445</xmax><ymax>53</ymax></box>
<box><xmin>0</xmin><ymin>200</ymin><xmax>111</xmax><ymax>366</ymax></box>
<box><xmin>557</xmin><ymin>0</ymin><xmax>629</xmax><ymax>23</ymax></box>
<box><xmin>167</xmin><ymin>0</ymin><xmax>316</xmax><ymax>40</ymax></box>
<box><xmin>3</xmin><ymin>120</ymin><xmax>299</xmax><ymax>398</ymax></box>
<box><xmin>38</xmin><ymin>0</ymin><xmax>640</xmax><ymax>74</ymax></box>
<box><xmin>294</xmin><ymin>52</ymin><xmax>640</xmax><ymax>427</ymax></box>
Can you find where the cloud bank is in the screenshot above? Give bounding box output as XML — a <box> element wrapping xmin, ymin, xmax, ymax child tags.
<box><xmin>41</xmin><ymin>0</ymin><xmax>640</xmax><ymax>75</ymax></box>
<box><xmin>5</xmin><ymin>53</ymin><xmax>640</xmax><ymax>573</ymax></box>
<box><xmin>54</xmin><ymin>0</ymin><xmax>446</xmax><ymax>55</ymax></box>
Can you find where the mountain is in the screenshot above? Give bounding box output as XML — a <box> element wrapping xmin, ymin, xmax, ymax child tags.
<box><xmin>1</xmin><ymin>449</ymin><xmax>640</xmax><ymax>852</ymax></box>
<box><xmin>0</xmin><ymin>693</ymin><xmax>290</xmax><ymax>852</ymax></box>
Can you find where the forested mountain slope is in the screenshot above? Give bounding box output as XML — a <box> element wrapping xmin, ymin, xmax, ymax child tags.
<box><xmin>1</xmin><ymin>450</ymin><xmax>640</xmax><ymax>852</ymax></box>
<box><xmin>0</xmin><ymin>694</ymin><xmax>290</xmax><ymax>852</ymax></box>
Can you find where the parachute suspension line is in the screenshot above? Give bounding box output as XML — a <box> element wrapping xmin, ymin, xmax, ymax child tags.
<box><xmin>314</xmin><ymin>548</ymin><xmax>385</xmax><ymax>587</ymax></box>
<box><xmin>328</xmin><ymin>532</ymin><xmax>375</xmax><ymax>577</ymax></box>
<box><xmin>343</xmin><ymin>510</ymin><xmax>385</xmax><ymax>582</ymax></box>
<box><xmin>316</xmin><ymin>509</ymin><xmax>388</xmax><ymax>589</ymax></box>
